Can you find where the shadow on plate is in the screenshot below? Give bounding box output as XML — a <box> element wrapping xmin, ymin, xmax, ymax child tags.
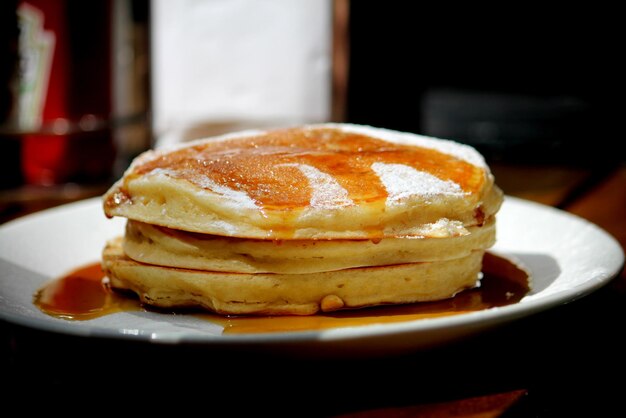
<box><xmin>509</xmin><ymin>252</ymin><xmax>561</xmax><ymax>294</ymax></box>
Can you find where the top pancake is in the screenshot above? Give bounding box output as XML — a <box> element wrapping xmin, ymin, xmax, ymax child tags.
<box><xmin>103</xmin><ymin>123</ymin><xmax>502</xmax><ymax>239</ymax></box>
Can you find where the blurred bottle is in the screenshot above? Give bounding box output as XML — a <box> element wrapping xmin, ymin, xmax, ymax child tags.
<box><xmin>0</xmin><ymin>0</ymin><xmax>151</xmax><ymax>190</ymax></box>
<box><xmin>20</xmin><ymin>0</ymin><xmax>114</xmax><ymax>186</ymax></box>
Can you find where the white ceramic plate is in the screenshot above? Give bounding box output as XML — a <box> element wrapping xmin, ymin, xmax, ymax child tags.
<box><xmin>0</xmin><ymin>196</ymin><xmax>623</xmax><ymax>357</ymax></box>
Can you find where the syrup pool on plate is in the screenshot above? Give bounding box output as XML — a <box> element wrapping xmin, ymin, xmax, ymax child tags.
<box><xmin>33</xmin><ymin>263</ymin><xmax>140</xmax><ymax>320</ymax></box>
<box><xmin>33</xmin><ymin>252</ymin><xmax>530</xmax><ymax>333</ymax></box>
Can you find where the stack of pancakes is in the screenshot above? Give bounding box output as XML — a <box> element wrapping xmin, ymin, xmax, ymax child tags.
<box><xmin>102</xmin><ymin>124</ymin><xmax>503</xmax><ymax>315</ymax></box>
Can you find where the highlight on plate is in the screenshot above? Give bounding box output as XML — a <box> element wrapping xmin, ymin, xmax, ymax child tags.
<box><xmin>100</xmin><ymin>123</ymin><xmax>505</xmax><ymax>316</ymax></box>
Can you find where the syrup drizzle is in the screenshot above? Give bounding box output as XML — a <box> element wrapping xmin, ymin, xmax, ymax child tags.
<box><xmin>34</xmin><ymin>252</ymin><xmax>530</xmax><ymax>333</ymax></box>
<box><xmin>34</xmin><ymin>264</ymin><xmax>140</xmax><ymax>320</ymax></box>
<box><xmin>105</xmin><ymin>128</ymin><xmax>485</xmax><ymax>212</ymax></box>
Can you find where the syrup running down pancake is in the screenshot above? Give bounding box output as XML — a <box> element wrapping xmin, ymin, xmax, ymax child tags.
<box><xmin>102</xmin><ymin>124</ymin><xmax>504</xmax><ymax>315</ymax></box>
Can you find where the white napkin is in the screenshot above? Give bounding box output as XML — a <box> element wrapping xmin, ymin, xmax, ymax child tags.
<box><xmin>151</xmin><ymin>0</ymin><xmax>332</xmax><ymax>147</ymax></box>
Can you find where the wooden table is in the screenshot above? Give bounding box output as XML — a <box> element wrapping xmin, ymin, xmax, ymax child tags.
<box><xmin>1</xmin><ymin>164</ymin><xmax>624</xmax><ymax>416</ymax></box>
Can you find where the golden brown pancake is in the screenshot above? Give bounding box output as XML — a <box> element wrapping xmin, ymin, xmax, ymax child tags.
<box><xmin>102</xmin><ymin>238</ymin><xmax>483</xmax><ymax>316</ymax></box>
<box><xmin>102</xmin><ymin>123</ymin><xmax>504</xmax><ymax>315</ymax></box>
<box><xmin>122</xmin><ymin>218</ymin><xmax>496</xmax><ymax>274</ymax></box>
<box><xmin>103</xmin><ymin>124</ymin><xmax>502</xmax><ymax>239</ymax></box>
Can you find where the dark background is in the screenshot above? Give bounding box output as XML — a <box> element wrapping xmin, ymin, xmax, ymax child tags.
<box><xmin>346</xmin><ymin>4</ymin><xmax>623</xmax><ymax>166</ymax></box>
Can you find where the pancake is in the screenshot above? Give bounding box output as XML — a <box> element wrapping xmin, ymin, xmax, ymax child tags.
<box><xmin>103</xmin><ymin>124</ymin><xmax>502</xmax><ymax>239</ymax></box>
<box><xmin>102</xmin><ymin>238</ymin><xmax>483</xmax><ymax>315</ymax></box>
<box><xmin>102</xmin><ymin>123</ymin><xmax>504</xmax><ymax>315</ymax></box>
<box><xmin>122</xmin><ymin>218</ymin><xmax>496</xmax><ymax>274</ymax></box>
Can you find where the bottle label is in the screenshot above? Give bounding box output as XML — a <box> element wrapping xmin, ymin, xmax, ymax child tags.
<box><xmin>17</xmin><ymin>2</ymin><xmax>55</xmax><ymax>130</ymax></box>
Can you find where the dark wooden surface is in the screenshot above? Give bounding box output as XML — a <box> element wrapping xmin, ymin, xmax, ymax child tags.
<box><xmin>1</xmin><ymin>165</ymin><xmax>624</xmax><ymax>416</ymax></box>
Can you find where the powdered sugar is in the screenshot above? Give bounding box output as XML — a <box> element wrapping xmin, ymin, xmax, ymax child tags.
<box><xmin>419</xmin><ymin>218</ymin><xmax>469</xmax><ymax>238</ymax></box>
<box><xmin>281</xmin><ymin>163</ymin><xmax>353</xmax><ymax>209</ymax></box>
<box><xmin>132</xmin><ymin>123</ymin><xmax>483</xmax><ymax>211</ymax></box>
<box><xmin>371</xmin><ymin>162</ymin><xmax>464</xmax><ymax>204</ymax></box>
<box><xmin>148</xmin><ymin>168</ymin><xmax>259</xmax><ymax>209</ymax></box>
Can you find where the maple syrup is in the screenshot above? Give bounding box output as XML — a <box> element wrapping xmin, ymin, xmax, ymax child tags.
<box><xmin>34</xmin><ymin>252</ymin><xmax>530</xmax><ymax>333</ymax></box>
<box><xmin>105</xmin><ymin>128</ymin><xmax>485</xmax><ymax>213</ymax></box>
<box><xmin>33</xmin><ymin>263</ymin><xmax>140</xmax><ymax>320</ymax></box>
